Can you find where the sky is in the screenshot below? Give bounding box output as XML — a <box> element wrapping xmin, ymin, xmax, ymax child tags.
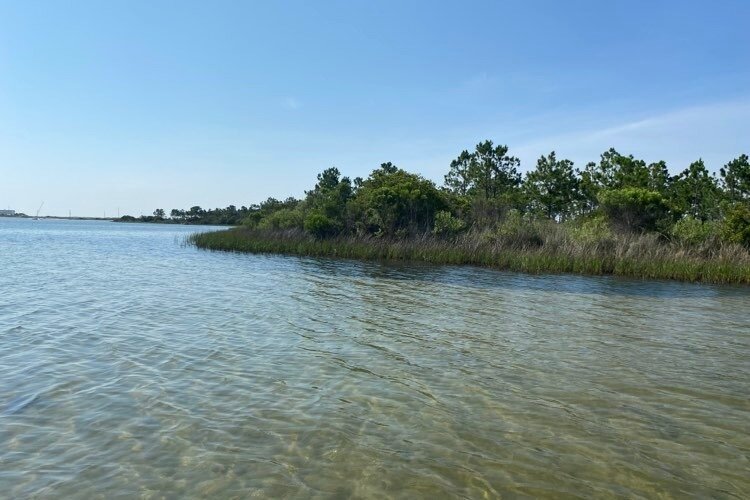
<box><xmin>1</xmin><ymin>1</ymin><xmax>748</xmax><ymax>217</ymax></box>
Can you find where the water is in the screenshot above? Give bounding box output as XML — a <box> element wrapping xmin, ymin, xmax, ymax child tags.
<box><xmin>1</xmin><ymin>217</ymin><xmax>748</xmax><ymax>499</ymax></box>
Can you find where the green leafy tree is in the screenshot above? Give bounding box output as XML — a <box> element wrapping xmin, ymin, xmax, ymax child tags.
<box><xmin>258</xmin><ymin>207</ymin><xmax>304</xmax><ymax>230</ymax></box>
<box><xmin>470</xmin><ymin>140</ymin><xmax>521</xmax><ymax>200</ymax></box>
<box><xmin>580</xmin><ymin>148</ymin><xmax>621</xmax><ymax>204</ymax></box>
<box><xmin>378</xmin><ymin>162</ymin><xmax>398</xmax><ymax>174</ymax></box>
<box><xmin>598</xmin><ymin>188</ymin><xmax>670</xmax><ymax>232</ymax></box>
<box><xmin>244</xmin><ymin>197</ymin><xmax>300</xmax><ymax>227</ymax></box>
<box><xmin>304</xmin><ymin>167</ymin><xmax>353</xmax><ymax>231</ymax></box>
<box><xmin>613</xmin><ymin>155</ymin><xmax>650</xmax><ymax>189</ymax></box>
<box><xmin>187</xmin><ymin>206</ymin><xmax>204</xmax><ymax>221</ymax></box>
<box><xmin>304</xmin><ymin>212</ymin><xmax>338</xmax><ymax>237</ymax></box>
<box><xmin>720</xmin><ymin>154</ymin><xmax>750</xmax><ymax>202</ymax></box>
<box><xmin>351</xmin><ymin>164</ymin><xmax>446</xmax><ymax>236</ymax></box>
<box><xmin>524</xmin><ymin>152</ymin><xmax>581</xmax><ymax>220</ymax></box>
<box><xmin>444</xmin><ymin>141</ymin><xmax>521</xmax><ymax>200</ymax></box>
<box><xmin>444</xmin><ymin>150</ymin><xmax>474</xmax><ymax>197</ymax></box>
<box><xmin>720</xmin><ymin>203</ymin><xmax>750</xmax><ymax>247</ymax></box>
<box><xmin>444</xmin><ymin>141</ymin><xmax>523</xmax><ymax>225</ymax></box>
<box><xmin>153</xmin><ymin>208</ymin><xmax>165</xmax><ymax>219</ymax></box>
<box><xmin>647</xmin><ymin>161</ymin><xmax>671</xmax><ymax>195</ymax></box>
<box><xmin>670</xmin><ymin>160</ymin><xmax>721</xmax><ymax>221</ymax></box>
<box><xmin>579</xmin><ymin>149</ymin><xmax>655</xmax><ymax>210</ymax></box>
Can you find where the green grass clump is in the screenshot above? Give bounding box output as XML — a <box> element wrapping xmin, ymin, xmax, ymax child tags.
<box><xmin>190</xmin><ymin>227</ymin><xmax>750</xmax><ymax>285</ymax></box>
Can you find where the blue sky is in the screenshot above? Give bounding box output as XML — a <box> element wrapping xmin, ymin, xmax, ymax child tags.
<box><xmin>1</xmin><ymin>1</ymin><xmax>748</xmax><ymax>216</ymax></box>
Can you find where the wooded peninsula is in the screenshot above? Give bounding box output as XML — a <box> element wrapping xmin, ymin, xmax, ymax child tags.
<box><xmin>133</xmin><ymin>141</ymin><xmax>750</xmax><ymax>283</ymax></box>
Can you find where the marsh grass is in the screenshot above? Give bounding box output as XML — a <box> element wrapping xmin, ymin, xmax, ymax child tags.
<box><xmin>190</xmin><ymin>225</ymin><xmax>750</xmax><ymax>284</ymax></box>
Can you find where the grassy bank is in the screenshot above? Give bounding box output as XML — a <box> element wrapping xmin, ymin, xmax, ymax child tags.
<box><xmin>190</xmin><ymin>226</ymin><xmax>750</xmax><ymax>284</ymax></box>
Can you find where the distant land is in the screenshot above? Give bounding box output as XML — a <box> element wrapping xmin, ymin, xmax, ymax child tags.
<box><xmin>0</xmin><ymin>213</ymin><xmax>114</xmax><ymax>221</ymax></box>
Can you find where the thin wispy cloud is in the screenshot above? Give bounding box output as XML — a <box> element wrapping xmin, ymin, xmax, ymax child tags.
<box><xmin>513</xmin><ymin>98</ymin><xmax>750</xmax><ymax>172</ymax></box>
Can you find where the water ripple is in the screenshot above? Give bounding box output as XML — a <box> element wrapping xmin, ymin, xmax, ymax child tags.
<box><xmin>1</xmin><ymin>218</ymin><xmax>749</xmax><ymax>498</ymax></box>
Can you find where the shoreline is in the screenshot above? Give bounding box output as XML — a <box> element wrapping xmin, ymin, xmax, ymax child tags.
<box><xmin>0</xmin><ymin>215</ymin><xmax>114</xmax><ymax>221</ymax></box>
<box><xmin>190</xmin><ymin>227</ymin><xmax>750</xmax><ymax>285</ymax></box>
<box><xmin>113</xmin><ymin>218</ymin><xmax>232</xmax><ymax>225</ymax></box>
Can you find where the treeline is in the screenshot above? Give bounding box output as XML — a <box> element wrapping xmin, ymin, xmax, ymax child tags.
<box><xmin>119</xmin><ymin>206</ymin><xmax>253</xmax><ymax>225</ymax></box>
<box><xmin>226</xmin><ymin>141</ymin><xmax>750</xmax><ymax>247</ymax></box>
<box><xmin>138</xmin><ymin>141</ymin><xmax>750</xmax><ymax>249</ymax></box>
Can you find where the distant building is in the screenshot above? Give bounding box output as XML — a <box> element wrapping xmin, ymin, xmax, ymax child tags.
<box><xmin>0</xmin><ymin>209</ymin><xmax>16</xmax><ymax>216</ymax></box>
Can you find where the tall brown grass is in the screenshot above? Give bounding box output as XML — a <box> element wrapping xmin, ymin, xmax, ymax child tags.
<box><xmin>190</xmin><ymin>223</ymin><xmax>750</xmax><ymax>284</ymax></box>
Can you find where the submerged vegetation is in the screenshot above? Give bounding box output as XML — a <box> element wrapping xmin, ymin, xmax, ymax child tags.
<box><xmin>189</xmin><ymin>142</ymin><xmax>750</xmax><ymax>283</ymax></box>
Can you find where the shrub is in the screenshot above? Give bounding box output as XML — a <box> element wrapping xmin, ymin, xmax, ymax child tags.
<box><xmin>304</xmin><ymin>212</ymin><xmax>339</xmax><ymax>238</ymax></box>
<box><xmin>242</xmin><ymin>212</ymin><xmax>262</xmax><ymax>228</ymax></box>
<box><xmin>570</xmin><ymin>215</ymin><xmax>614</xmax><ymax>244</ymax></box>
<box><xmin>433</xmin><ymin>210</ymin><xmax>466</xmax><ymax>235</ymax></box>
<box><xmin>720</xmin><ymin>203</ymin><xmax>750</xmax><ymax>247</ymax></box>
<box><xmin>351</xmin><ymin>167</ymin><xmax>447</xmax><ymax>235</ymax></box>
<box><xmin>258</xmin><ymin>208</ymin><xmax>304</xmax><ymax>230</ymax></box>
<box><xmin>495</xmin><ymin>210</ymin><xmax>543</xmax><ymax>247</ymax></box>
<box><xmin>671</xmin><ymin>216</ymin><xmax>717</xmax><ymax>245</ymax></box>
<box><xmin>598</xmin><ymin>187</ymin><xmax>670</xmax><ymax>232</ymax></box>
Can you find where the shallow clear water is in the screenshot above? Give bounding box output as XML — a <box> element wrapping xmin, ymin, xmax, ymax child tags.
<box><xmin>1</xmin><ymin>217</ymin><xmax>748</xmax><ymax>498</ymax></box>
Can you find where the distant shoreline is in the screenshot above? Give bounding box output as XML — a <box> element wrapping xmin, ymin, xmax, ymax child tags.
<box><xmin>0</xmin><ymin>214</ymin><xmax>113</xmax><ymax>221</ymax></box>
<box><xmin>113</xmin><ymin>216</ymin><xmax>233</xmax><ymax>226</ymax></box>
<box><xmin>0</xmin><ymin>214</ymin><xmax>229</xmax><ymax>224</ymax></box>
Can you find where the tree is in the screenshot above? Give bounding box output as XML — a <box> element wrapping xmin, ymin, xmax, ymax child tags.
<box><xmin>444</xmin><ymin>141</ymin><xmax>521</xmax><ymax>200</ymax></box>
<box><xmin>378</xmin><ymin>162</ymin><xmax>398</xmax><ymax>174</ymax></box>
<box><xmin>187</xmin><ymin>206</ymin><xmax>204</xmax><ymax>221</ymax></box>
<box><xmin>613</xmin><ymin>154</ymin><xmax>650</xmax><ymax>189</ymax></box>
<box><xmin>304</xmin><ymin>167</ymin><xmax>353</xmax><ymax>231</ymax></box>
<box><xmin>524</xmin><ymin>152</ymin><xmax>581</xmax><ymax>220</ymax></box>
<box><xmin>350</xmin><ymin>164</ymin><xmax>446</xmax><ymax>236</ymax></box>
<box><xmin>580</xmin><ymin>148</ymin><xmax>620</xmax><ymax>197</ymax></box>
<box><xmin>721</xmin><ymin>203</ymin><xmax>750</xmax><ymax>247</ymax></box>
<box><xmin>244</xmin><ymin>197</ymin><xmax>300</xmax><ymax>227</ymax></box>
<box><xmin>153</xmin><ymin>208</ymin><xmax>165</xmax><ymax>219</ymax></box>
<box><xmin>313</xmin><ymin>167</ymin><xmax>343</xmax><ymax>192</ymax></box>
<box><xmin>720</xmin><ymin>154</ymin><xmax>750</xmax><ymax>202</ymax></box>
<box><xmin>579</xmin><ymin>149</ymin><xmax>654</xmax><ymax>210</ymax></box>
<box><xmin>598</xmin><ymin>188</ymin><xmax>670</xmax><ymax>232</ymax></box>
<box><xmin>670</xmin><ymin>160</ymin><xmax>721</xmax><ymax>221</ymax></box>
<box><xmin>470</xmin><ymin>140</ymin><xmax>521</xmax><ymax>200</ymax></box>
<box><xmin>304</xmin><ymin>212</ymin><xmax>338</xmax><ymax>237</ymax></box>
<box><xmin>647</xmin><ymin>161</ymin><xmax>671</xmax><ymax>195</ymax></box>
<box><xmin>444</xmin><ymin>150</ymin><xmax>474</xmax><ymax>197</ymax></box>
